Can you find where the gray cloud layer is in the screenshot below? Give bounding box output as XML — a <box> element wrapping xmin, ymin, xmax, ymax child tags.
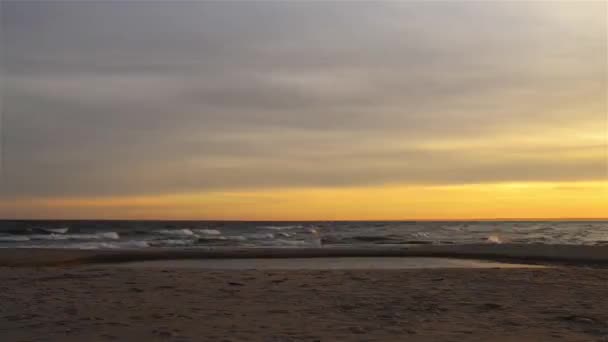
<box><xmin>1</xmin><ymin>1</ymin><xmax>606</xmax><ymax>198</ymax></box>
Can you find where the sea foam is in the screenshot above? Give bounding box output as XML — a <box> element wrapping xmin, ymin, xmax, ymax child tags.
<box><xmin>0</xmin><ymin>236</ymin><xmax>31</xmax><ymax>242</ymax></box>
<box><xmin>156</xmin><ymin>229</ymin><xmax>195</xmax><ymax>237</ymax></box>
<box><xmin>260</xmin><ymin>225</ymin><xmax>303</xmax><ymax>231</ymax></box>
<box><xmin>195</xmin><ymin>229</ymin><xmax>221</xmax><ymax>235</ymax></box>
<box><xmin>29</xmin><ymin>232</ymin><xmax>120</xmax><ymax>241</ymax></box>
<box><xmin>38</xmin><ymin>227</ymin><xmax>69</xmax><ymax>234</ymax></box>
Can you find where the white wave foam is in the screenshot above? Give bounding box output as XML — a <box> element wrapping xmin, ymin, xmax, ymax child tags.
<box><xmin>29</xmin><ymin>234</ymin><xmax>68</xmax><ymax>240</ymax></box>
<box><xmin>0</xmin><ymin>236</ymin><xmax>30</xmax><ymax>242</ymax></box>
<box><xmin>260</xmin><ymin>225</ymin><xmax>303</xmax><ymax>231</ymax></box>
<box><xmin>277</xmin><ymin>232</ymin><xmax>293</xmax><ymax>238</ymax></box>
<box><xmin>157</xmin><ymin>229</ymin><xmax>195</xmax><ymax>237</ymax></box>
<box><xmin>195</xmin><ymin>229</ymin><xmax>221</xmax><ymax>235</ymax></box>
<box><xmin>487</xmin><ymin>234</ymin><xmax>502</xmax><ymax>244</ymax></box>
<box><xmin>197</xmin><ymin>235</ymin><xmax>227</xmax><ymax>241</ymax></box>
<box><xmin>263</xmin><ymin>239</ymin><xmax>310</xmax><ymax>247</ymax></box>
<box><xmin>308</xmin><ymin>228</ymin><xmax>320</xmax><ymax>237</ymax></box>
<box><xmin>66</xmin><ymin>240</ymin><xmax>150</xmax><ymax>249</ymax></box>
<box><xmin>151</xmin><ymin>239</ymin><xmax>195</xmax><ymax>247</ymax></box>
<box><xmin>411</xmin><ymin>232</ymin><xmax>430</xmax><ymax>239</ymax></box>
<box><xmin>39</xmin><ymin>227</ymin><xmax>69</xmax><ymax>234</ymax></box>
<box><xmin>29</xmin><ymin>232</ymin><xmax>120</xmax><ymax>241</ymax></box>
<box><xmin>117</xmin><ymin>240</ymin><xmax>150</xmax><ymax>248</ymax></box>
<box><xmin>96</xmin><ymin>232</ymin><xmax>121</xmax><ymax>240</ymax></box>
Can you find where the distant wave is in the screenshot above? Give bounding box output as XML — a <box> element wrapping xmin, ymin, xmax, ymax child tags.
<box><xmin>260</xmin><ymin>225</ymin><xmax>303</xmax><ymax>231</ymax></box>
<box><xmin>0</xmin><ymin>236</ymin><xmax>31</xmax><ymax>242</ymax></box>
<box><xmin>264</xmin><ymin>239</ymin><xmax>312</xmax><ymax>247</ymax></box>
<box><xmin>2</xmin><ymin>220</ymin><xmax>608</xmax><ymax>250</ymax></box>
<box><xmin>403</xmin><ymin>232</ymin><xmax>430</xmax><ymax>240</ymax></box>
<box><xmin>156</xmin><ymin>229</ymin><xmax>195</xmax><ymax>237</ymax></box>
<box><xmin>246</xmin><ymin>233</ymin><xmax>275</xmax><ymax>240</ymax></box>
<box><xmin>29</xmin><ymin>232</ymin><xmax>120</xmax><ymax>241</ymax></box>
<box><xmin>486</xmin><ymin>234</ymin><xmax>503</xmax><ymax>244</ymax></box>
<box><xmin>195</xmin><ymin>229</ymin><xmax>221</xmax><ymax>236</ymax></box>
<box><xmin>276</xmin><ymin>232</ymin><xmax>293</xmax><ymax>238</ymax></box>
<box><xmin>64</xmin><ymin>240</ymin><xmax>150</xmax><ymax>249</ymax></box>
<box><xmin>149</xmin><ymin>239</ymin><xmax>195</xmax><ymax>247</ymax></box>
<box><xmin>38</xmin><ymin>227</ymin><xmax>69</xmax><ymax>234</ymax></box>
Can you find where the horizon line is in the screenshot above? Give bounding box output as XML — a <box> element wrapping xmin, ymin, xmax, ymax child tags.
<box><xmin>1</xmin><ymin>217</ymin><xmax>607</xmax><ymax>222</ymax></box>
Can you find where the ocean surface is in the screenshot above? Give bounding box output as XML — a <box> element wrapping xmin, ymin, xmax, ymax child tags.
<box><xmin>0</xmin><ymin>220</ymin><xmax>606</xmax><ymax>249</ymax></box>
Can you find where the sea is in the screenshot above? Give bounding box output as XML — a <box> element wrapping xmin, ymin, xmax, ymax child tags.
<box><xmin>0</xmin><ymin>220</ymin><xmax>606</xmax><ymax>249</ymax></box>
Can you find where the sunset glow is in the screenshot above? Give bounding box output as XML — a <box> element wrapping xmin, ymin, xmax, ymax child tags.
<box><xmin>2</xmin><ymin>180</ymin><xmax>606</xmax><ymax>221</ymax></box>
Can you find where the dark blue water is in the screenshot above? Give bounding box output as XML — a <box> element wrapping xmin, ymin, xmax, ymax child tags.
<box><xmin>0</xmin><ymin>220</ymin><xmax>606</xmax><ymax>249</ymax></box>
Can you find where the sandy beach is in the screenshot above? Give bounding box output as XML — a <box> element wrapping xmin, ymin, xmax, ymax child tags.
<box><xmin>1</xmin><ymin>246</ymin><xmax>608</xmax><ymax>341</ymax></box>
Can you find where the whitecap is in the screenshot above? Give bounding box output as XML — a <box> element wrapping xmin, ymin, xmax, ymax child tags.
<box><xmin>308</xmin><ymin>228</ymin><xmax>320</xmax><ymax>237</ymax></box>
<box><xmin>29</xmin><ymin>234</ymin><xmax>69</xmax><ymax>240</ymax></box>
<box><xmin>29</xmin><ymin>232</ymin><xmax>120</xmax><ymax>241</ymax></box>
<box><xmin>195</xmin><ymin>229</ymin><xmax>221</xmax><ymax>236</ymax></box>
<box><xmin>116</xmin><ymin>240</ymin><xmax>150</xmax><ymax>248</ymax></box>
<box><xmin>262</xmin><ymin>239</ymin><xmax>310</xmax><ymax>247</ymax></box>
<box><xmin>277</xmin><ymin>232</ymin><xmax>292</xmax><ymax>238</ymax></box>
<box><xmin>411</xmin><ymin>232</ymin><xmax>430</xmax><ymax>239</ymax></box>
<box><xmin>260</xmin><ymin>225</ymin><xmax>303</xmax><ymax>231</ymax></box>
<box><xmin>150</xmin><ymin>239</ymin><xmax>195</xmax><ymax>247</ymax></box>
<box><xmin>156</xmin><ymin>229</ymin><xmax>195</xmax><ymax>237</ymax></box>
<box><xmin>246</xmin><ymin>233</ymin><xmax>275</xmax><ymax>240</ymax></box>
<box><xmin>197</xmin><ymin>235</ymin><xmax>227</xmax><ymax>241</ymax></box>
<box><xmin>486</xmin><ymin>234</ymin><xmax>502</xmax><ymax>244</ymax></box>
<box><xmin>65</xmin><ymin>242</ymin><xmax>113</xmax><ymax>249</ymax></box>
<box><xmin>97</xmin><ymin>232</ymin><xmax>121</xmax><ymax>240</ymax></box>
<box><xmin>68</xmin><ymin>240</ymin><xmax>149</xmax><ymax>249</ymax></box>
<box><xmin>39</xmin><ymin>227</ymin><xmax>69</xmax><ymax>234</ymax></box>
<box><xmin>0</xmin><ymin>235</ymin><xmax>30</xmax><ymax>242</ymax></box>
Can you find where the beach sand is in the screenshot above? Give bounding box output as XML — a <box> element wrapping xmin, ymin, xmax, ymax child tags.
<box><xmin>1</xmin><ymin>248</ymin><xmax>608</xmax><ymax>341</ymax></box>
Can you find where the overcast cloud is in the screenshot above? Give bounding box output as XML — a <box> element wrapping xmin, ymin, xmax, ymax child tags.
<box><xmin>1</xmin><ymin>1</ymin><xmax>606</xmax><ymax>199</ymax></box>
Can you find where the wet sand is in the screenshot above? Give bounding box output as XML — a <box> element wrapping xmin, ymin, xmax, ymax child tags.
<box><xmin>116</xmin><ymin>257</ymin><xmax>546</xmax><ymax>270</ymax></box>
<box><xmin>1</xmin><ymin>246</ymin><xmax>607</xmax><ymax>341</ymax></box>
<box><xmin>2</xmin><ymin>244</ymin><xmax>608</xmax><ymax>267</ymax></box>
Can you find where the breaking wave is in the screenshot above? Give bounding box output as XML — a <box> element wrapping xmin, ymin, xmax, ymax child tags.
<box><xmin>260</xmin><ymin>225</ymin><xmax>303</xmax><ymax>231</ymax></box>
<box><xmin>195</xmin><ymin>229</ymin><xmax>221</xmax><ymax>235</ymax></box>
<box><xmin>486</xmin><ymin>234</ymin><xmax>503</xmax><ymax>244</ymax></box>
<box><xmin>28</xmin><ymin>232</ymin><xmax>120</xmax><ymax>241</ymax></box>
<box><xmin>0</xmin><ymin>236</ymin><xmax>31</xmax><ymax>242</ymax></box>
<box><xmin>2</xmin><ymin>220</ymin><xmax>607</xmax><ymax>249</ymax></box>
<box><xmin>149</xmin><ymin>239</ymin><xmax>195</xmax><ymax>247</ymax></box>
<box><xmin>38</xmin><ymin>227</ymin><xmax>69</xmax><ymax>234</ymax></box>
<box><xmin>156</xmin><ymin>229</ymin><xmax>195</xmax><ymax>237</ymax></box>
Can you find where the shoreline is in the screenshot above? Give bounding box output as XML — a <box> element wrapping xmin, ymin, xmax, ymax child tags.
<box><xmin>2</xmin><ymin>243</ymin><xmax>608</xmax><ymax>267</ymax></box>
<box><xmin>113</xmin><ymin>257</ymin><xmax>547</xmax><ymax>270</ymax></box>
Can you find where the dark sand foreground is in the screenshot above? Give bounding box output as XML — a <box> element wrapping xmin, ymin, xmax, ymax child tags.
<box><xmin>1</xmin><ymin>246</ymin><xmax>608</xmax><ymax>341</ymax></box>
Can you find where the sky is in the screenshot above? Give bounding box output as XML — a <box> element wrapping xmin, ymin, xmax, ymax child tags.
<box><xmin>0</xmin><ymin>1</ymin><xmax>606</xmax><ymax>220</ymax></box>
